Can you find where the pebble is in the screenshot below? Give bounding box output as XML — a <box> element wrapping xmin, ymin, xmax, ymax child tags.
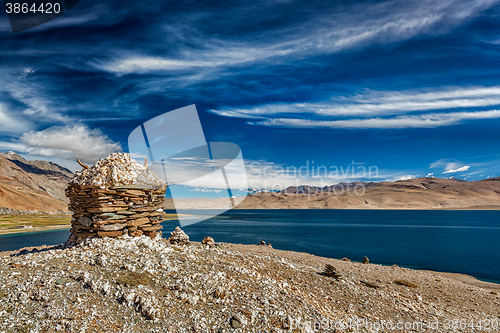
<box><xmin>0</xmin><ymin>232</ymin><xmax>496</xmax><ymax>332</ymax></box>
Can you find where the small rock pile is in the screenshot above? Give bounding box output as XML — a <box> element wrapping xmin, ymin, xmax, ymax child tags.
<box><xmin>167</xmin><ymin>226</ymin><xmax>190</xmax><ymax>245</ymax></box>
<box><xmin>202</xmin><ymin>236</ymin><xmax>215</xmax><ymax>247</ymax></box>
<box><xmin>66</xmin><ymin>153</ymin><xmax>167</xmax><ymax>242</ymax></box>
<box><xmin>320</xmin><ymin>264</ymin><xmax>341</xmax><ymax>279</ymax></box>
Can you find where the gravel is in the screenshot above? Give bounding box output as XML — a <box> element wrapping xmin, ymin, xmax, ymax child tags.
<box><xmin>0</xmin><ymin>233</ymin><xmax>498</xmax><ymax>332</ymax></box>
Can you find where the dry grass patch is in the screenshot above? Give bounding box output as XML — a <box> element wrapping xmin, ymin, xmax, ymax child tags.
<box><xmin>116</xmin><ymin>272</ymin><xmax>154</xmax><ymax>287</ymax></box>
<box><xmin>0</xmin><ymin>214</ymin><xmax>70</xmax><ymax>232</ymax></box>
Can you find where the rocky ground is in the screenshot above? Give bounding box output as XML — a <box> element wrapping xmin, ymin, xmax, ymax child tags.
<box><xmin>0</xmin><ymin>234</ymin><xmax>498</xmax><ymax>332</ymax></box>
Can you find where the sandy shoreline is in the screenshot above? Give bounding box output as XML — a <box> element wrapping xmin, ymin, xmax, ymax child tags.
<box><xmin>0</xmin><ymin>225</ymin><xmax>71</xmax><ymax>236</ymax></box>
<box><xmin>427</xmin><ymin>271</ymin><xmax>500</xmax><ymax>290</ymax></box>
<box><xmin>0</xmin><ymin>215</ymin><xmax>181</xmax><ymax>236</ymax></box>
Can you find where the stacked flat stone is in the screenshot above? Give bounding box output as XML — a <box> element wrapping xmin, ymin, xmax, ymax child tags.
<box><xmin>66</xmin><ymin>153</ymin><xmax>167</xmax><ymax>242</ymax></box>
<box><xmin>167</xmin><ymin>226</ymin><xmax>189</xmax><ymax>245</ymax></box>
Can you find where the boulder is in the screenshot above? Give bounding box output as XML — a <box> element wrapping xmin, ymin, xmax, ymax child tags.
<box><xmin>202</xmin><ymin>236</ymin><xmax>215</xmax><ymax>246</ymax></box>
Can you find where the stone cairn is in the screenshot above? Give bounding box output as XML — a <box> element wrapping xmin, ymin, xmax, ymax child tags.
<box><xmin>66</xmin><ymin>153</ymin><xmax>167</xmax><ymax>243</ymax></box>
<box><xmin>167</xmin><ymin>226</ymin><xmax>189</xmax><ymax>245</ymax></box>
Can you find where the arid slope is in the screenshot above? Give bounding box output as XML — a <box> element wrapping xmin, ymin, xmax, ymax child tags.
<box><xmin>0</xmin><ymin>152</ymin><xmax>72</xmax><ymax>213</ymax></box>
<box><xmin>168</xmin><ymin>177</ymin><xmax>500</xmax><ymax>210</ymax></box>
<box><xmin>0</xmin><ymin>236</ymin><xmax>498</xmax><ymax>332</ymax></box>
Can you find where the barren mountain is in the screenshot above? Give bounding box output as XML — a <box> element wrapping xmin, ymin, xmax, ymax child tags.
<box><xmin>0</xmin><ymin>152</ymin><xmax>72</xmax><ymax>213</ymax></box>
<box><xmin>167</xmin><ymin>177</ymin><xmax>500</xmax><ymax>210</ymax></box>
<box><xmin>238</xmin><ymin>177</ymin><xmax>500</xmax><ymax>209</ymax></box>
<box><xmin>2</xmin><ymin>151</ymin><xmax>499</xmax><ymax>212</ymax></box>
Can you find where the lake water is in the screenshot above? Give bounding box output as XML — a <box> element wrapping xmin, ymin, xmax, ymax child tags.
<box><xmin>1</xmin><ymin>209</ymin><xmax>499</xmax><ymax>283</ymax></box>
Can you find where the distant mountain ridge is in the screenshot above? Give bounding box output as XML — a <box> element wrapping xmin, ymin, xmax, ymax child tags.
<box><xmin>167</xmin><ymin>177</ymin><xmax>500</xmax><ymax>210</ymax></box>
<box><xmin>236</xmin><ymin>177</ymin><xmax>500</xmax><ymax>209</ymax></box>
<box><xmin>0</xmin><ymin>152</ymin><xmax>72</xmax><ymax>213</ymax></box>
<box><xmin>2</xmin><ymin>152</ymin><xmax>500</xmax><ymax>212</ymax></box>
<box><xmin>280</xmin><ymin>182</ymin><xmax>375</xmax><ymax>195</ymax></box>
<box><xmin>277</xmin><ymin>177</ymin><xmax>474</xmax><ymax>195</ymax></box>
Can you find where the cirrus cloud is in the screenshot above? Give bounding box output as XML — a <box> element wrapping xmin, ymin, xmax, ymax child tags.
<box><xmin>430</xmin><ymin>160</ymin><xmax>472</xmax><ymax>174</ymax></box>
<box><xmin>0</xmin><ymin>104</ymin><xmax>32</xmax><ymax>134</ymax></box>
<box><xmin>444</xmin><ymin>165</ymin><xmax>471</xmax><ymax>173</ymax></box>
<box><xmin>96</xmin><ymin>0</ymin><xmax>499</xmax><ymax>75</ymax></box>
<box><xmin>247</xmin><ymin>110</ymin><xmax>500</xmax><ymax>129</ymax></box>
<box><xmin>211</xmin><ymin>86</ymin><xmax>500</xmax><ymax>119</ymax></box>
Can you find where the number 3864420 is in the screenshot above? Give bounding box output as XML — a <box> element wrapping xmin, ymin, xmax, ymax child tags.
<box><xmin>5</xmin><ymin>2</ymin><xmax>61</xmax><ymax>14</ymax></box>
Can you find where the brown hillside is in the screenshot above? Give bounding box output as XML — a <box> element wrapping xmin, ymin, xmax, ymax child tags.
<box><xmin>166</xmin><ymin>177</ymin><xmax>500</xmax><ymax>210</ymax></box>
<box><xmin>237</xmin><ymin>177</ymin><xmax>500</xmax><ymax>209</ymax></box>
<box><xmin>0</xmin><ymin>152</ymin><xmax>72</xmax><ymax>213</ymax></box>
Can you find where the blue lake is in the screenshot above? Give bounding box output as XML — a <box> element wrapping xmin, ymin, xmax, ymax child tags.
<box><xmin>1</xmin><ymin>209</ymin><xmax>499</xmax><ymax>283</ymax></box>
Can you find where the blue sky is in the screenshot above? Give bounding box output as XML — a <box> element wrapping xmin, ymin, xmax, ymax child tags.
<box><xmin>1</xmin><ymin>0</ymin><xmax>500</xmax><ymax>191</ymax></box>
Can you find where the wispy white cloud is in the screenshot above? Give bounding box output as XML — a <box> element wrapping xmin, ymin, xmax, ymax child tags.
<box><xmin>430</xmin><ymin>160</ymin><xmax>473</xmax><ymax>174</ymax></box>
<box><xmin>211</xmin><ymin>85</ymin><xmax>500</xmax><ymax>129</ymax></box>
<box><xmin>94</xmin><ymin>57</ymin><xmax>219</xmax><ymax>73</ymax></box>
<box><xmin>0</xmin><ymin>103</ymin><xmax>32</xmax><ymax>134</ymax></box>
<box><xmin>430</xmin><ymin>159</ymin><xmax>451</xmax><ymax>169</ymax></box>
<box><xmin>4</xmin><ymin>77</ymin><xmax>71</xmax><ymax>124</ymax></box>
<box><xmin>97</xmin><ymin>0</ymin><xmax>498</xmax><ymax>74</ymax></box>
<box><xmin>0</xmin><ymin>125</ymin><xmax>122</xmax><ymax>164</ymax></box>
<box><xmin>398</xmin><ymin>175</ymin><xmax>416</xmax><ymax>181</ymax></box>
<box><xmin>212</xmin><ymin>86</ymin><xmax>500</xmax><ymax>118</ymax></box>
<box><xmin>20</xmin><ymin>67</ymin><xmax>35</xmax><ymax>77</ymax></box>
<box><xmin>248</xmin><ymin>110</ymin><xmax>500</xmax><ymax>129</ymax></box>
<box><xmin>93</xmin><ymin>44</ymin><xmax>294</xmax><ymax>74</ymax></box>
<box><xmin>444</xmin><ymin>165</ymin><xmax>471</xmax><ymax>173</ymax></box>
<box><xmin>0</xmin><ymin>141</ymin><xmax>29</xmax><ymax>151</ymax></box>
<box><xmin>189</xmin><ymin>187</ymin><xmax>225</xmax><ymax>193</ymax></box>
<box><xmin>385</xmin><ymin>174</ymin><xmax>416</xmax><ymax>181</ymax></box>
